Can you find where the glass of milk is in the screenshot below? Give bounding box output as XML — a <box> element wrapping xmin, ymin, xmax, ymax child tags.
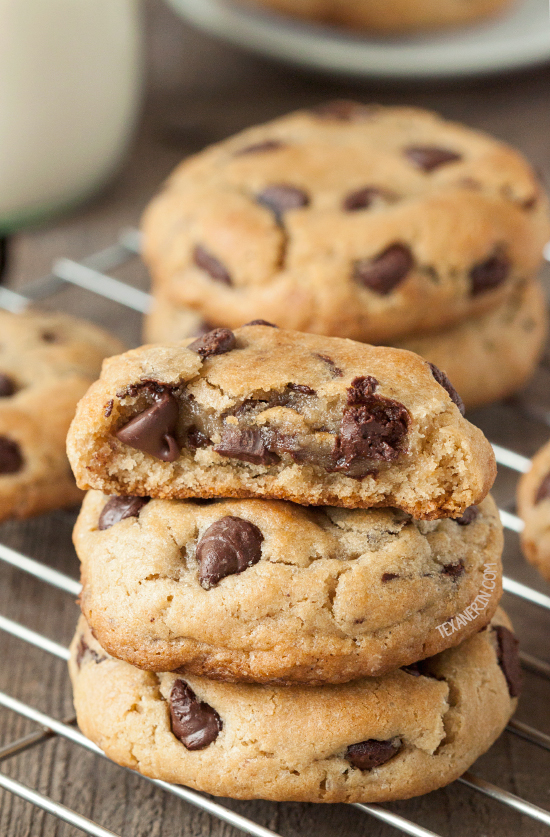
<box><xmin>0</xmin><ymin>0</ymin><xmax>143</xmax><ymax>232</ymax></box>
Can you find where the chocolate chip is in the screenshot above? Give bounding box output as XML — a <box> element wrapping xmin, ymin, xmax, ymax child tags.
<box><xmin>0</xmin><ymin>373</ymin><xmax>15</xmax><ymax>397</ymax></box>
<box><xmin>214</xmin><ymin>427</ymin><xmax>279</xmax><ymax>466</ymax></box>
<box><xmin>442</xmin><ymin>560</ymin><xmax>465</xmax><ymax>578</ymax></box>
<box><xmin>332</xmin><ymin>379</ymin><xmax>409</xmax><ymax>472</ymax></box>
<box><xmin>382</xmin><ymin>572</ymin><xmax>399</xmax><ymax>582</ymax></box>
<box><xmin>314</xmin><ymin>353</ymin><xmax>343</xmax><ymax>378</ymax></box>
<box><xmin>428</xmin><ymin>363</ymin><xmax>465</xmax><ymax>415</ymax></box>
<box><xmin>535</xmin><ymin>473</ymin><xmax>550</xmax><ymax>504</ymax></box>
<box><xmin>186</xmin><ymin>426</ymin><xmax>210</xmax><ymax>452</ymax></box>
<box><xmin>235</xmin><ymin>139</ymin><xmax>285</xmax><ymax>155</ymax></box>
<box><xmin>244</xmin><ymin>320</ymin><xmax>278</xmax><ymax>327</ymax></box>
<box><xmin>98</xmin><ymin>495</ymin><xmax>150</xmax><ymax>530</ymax></box>
<box><xmin>343</xmin><ymin>187</ymin><xmax>393</xmax><ymax>212</ymax></box>
<box><xmin>455</xmin><ymin>505</ymin><xmax>479</xmax><ymax>525</ymax></box>
<box><xmin>169</xmin><ymin>680</ymin><xmax>222</xmax><ymax>749</ymax></box>
<box><xmin>346</xmin><ymin>375</ymin><xmax>379</xmax><ymax>405</ymax></box>
<box><xmin>353</xmin><ymin>244</ymin><xmax>413</xmax><ymax>296</ymax></box>
<box><xmin>76</xmin><ymin>637</ymin><xmax>105</xmax><ymax>668</ymax></box>
<box><xmin>470</xmin><ymin>252</ymin><xmax>510</xmax><ymax>296</ymax></box>
<box><xmin>405</xmin><ymin>146</ymin><xmax>462</xmax><ymax>172</ymax></box>
<box><xmin>116</xmin><ymin>391</ymin><xmax>179</xmax><ymax>462</ymax></box>
<box><xmin>41</xmin><ymin>331</ymin><xmax>58</xmax><ymax>343</ymax></box>
<box><xmin>104</xmin><ymin>399</ymin><xmax>114</xmax><ymax>418</ymax></box>
<box><xmin>311</xmin><ymin>100</ymin><xmax>376</xmax><ymax>120</ymax></box>
<box><xmin>494</xmin><ymin>625</ymin><xmax>522</xmax><ymax>698</ymax></box>
<box><xmin>0</xmin><ymin>437</ymin><xmax>23</xmax><ymax>474</ymax></box>
<box><xmin>193</xmin><ymin>245</ymin><xmax>232</xmax><ymax>286</ymax></box>
<box><xmin>257</xmin><ymin>184</ymin><xmax>309</xmax><ymax>221</ymax></box>
<box><xmin>196</xmin><ymin>515</ymin><xmax>264</xmax><ymax>589</ymax></box>
<box><xmin>188</xmin><ymin>327</ymin><xmax>236</xmax><ymax>359</ymax></box>
<box><xmin>287</xmin><ymin>383</ymin><xmax>316</xmax><ymax>395</ymax></box>
<box><xmin>346</xmin><ymin>739</ymin><xmax>401</xmax><ymax>770</ymax></box>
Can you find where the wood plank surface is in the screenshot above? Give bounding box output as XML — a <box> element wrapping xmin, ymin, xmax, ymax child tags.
<box><xmin>0</xmin><ymin>2</ymin><xmax>549</xmax><ymax>835</ymax></box>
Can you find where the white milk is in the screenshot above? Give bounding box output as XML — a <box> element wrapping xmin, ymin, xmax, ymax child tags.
<box><xmin>0</xmin><ymin>0</ymin><xmax>143</xmax><ymax>230</ymax></box>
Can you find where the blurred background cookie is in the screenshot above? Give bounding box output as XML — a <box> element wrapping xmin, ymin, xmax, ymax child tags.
<box><xmin>517</xmin><ymin>438</ymin><xmax>550</xmax><ymax>582</ymax></box>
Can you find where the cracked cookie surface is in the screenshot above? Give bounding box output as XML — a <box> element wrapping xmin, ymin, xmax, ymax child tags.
<box><xmin>518</xmin><ymin>439</ymin><xmax>550</xmax><ymax>582</ymax></box>
<box><xmin>144</xmin><ymin>280</ymin><xmax>547</xmax><ymax>412</ymax></box>
<box><xmin>239</xmin><ymin>0</ymin><xmax>514</xmax><ymax>33</ymax></box>
<box><xmin>0</xmin><ymin>308</ymin><xmax>123</xmax><ymax>520</ymax></box>
<box><xmin>75</xmin><ymin>491</ymin><xmax>503</xmax><ymax>682</ymax></box>
<box><xmin>142</xmin><ymin>103</ymin><xmax>549</xmax><ymax>344</ymax></box>
<box><xmin>67</xmin><ymin>325</ymin><xmax>496</xmax><ymax>518</ymax></box>
<box><xmin>69</xmin><ymin>610</ymin><xmax>518</xmax><ymax>803</ymax></box>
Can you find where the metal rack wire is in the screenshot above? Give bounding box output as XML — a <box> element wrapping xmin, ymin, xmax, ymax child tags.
<box><xmin>0</xmin><ymin>231</ymin><xmax>548</xmax><ymax>836</ymax></box>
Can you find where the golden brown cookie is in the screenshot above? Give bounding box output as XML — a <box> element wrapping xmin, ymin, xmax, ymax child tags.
<box><xmin>144</xmin><ymin>280</ymin><xmax>547</xmax><ymax>412</ymax></box>
<box><xmin>517</xmin><ymin>439</ymin><xmax>550</xmax><ymax>582</ymax></box>
<box><xmin>69</xmin><ymin>609</ymin><xmax>520</xmax><ymax>803</ymax></box>
<box><xmin>67</xmin><ymin>325</ymin><xmax>496</xmax><ymax>519</ymax></box>
<box><xmin>240</xmin><ymin>0</ymin><xmax>514</xmax><ymax>34</ymax></box>
<box><xmin>75</xmin><ymin>491</ymin><xmax>502</xmax><ymax>683</ymax></box>
<box><xmin>142</xmin><ymin>103</ymin><xmax>549</xmax><ymax>344</ymax></box>
<box><xmin>0</xmin><ymin>309</ymin><xmax>124</xmax><ymax>521</ymax></box>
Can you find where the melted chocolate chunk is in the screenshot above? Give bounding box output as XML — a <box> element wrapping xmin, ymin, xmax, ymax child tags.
<box><xmin>470</xmin><ymin>252</ymin><xmax>510</xmax><ymax>296</ymax></box>
<box><xmin>353</xmin><ymin>244</ymin><xmax>413</xmax><ymax>296</ymax></box>
<box><xmin>428</xmin><ymin>363</ymin><xmax>465</xmax><ymax>415</ymax></box>
<box><xmin>312</xmin><ymin>100</ymin><xmax>376</xmax><ymax>120</ymax></box>
<box><xmin>382</xmin><ymin>572</ymin><xmax>399</xmax><ymax>582</ymax></box>
<box><xmin>455</xmin><ymin>505</ymin><xmax>479</xmax><ymax>525</ymax></box>
<box><xmin>98</xmin><ymin>495</ymin><xmax>150</xmax><ymax>530</ymax></box>
<box><xmin>196</xmin><ymin>515</ymin><xmax>264</xmax><ymax>588</ymax></box>
<box><xmin>76</xmin><ymin>637</ymin><xmax>105</xmax><ymax>668</ymax></box>
<box><xmin>188</xmin><ymin>327</ymin><xmax>236</xmax><ymax>358</ymax></box>
<box><xmin>405</xmin><ymin>146</ymin><xmax>462</xmax><ymax>172</ymax></box>
<box><xmin>41</xmin><ymin>331</ymin><xmax>58</xmax><ymax>343</ymax></box>
<box><xmin>287</xmin><ymin>383</ymin><xmax>316</xmax><ymax>395</ymax></box>
<box><xmin>186</xmin><ymin>426</ymin><xmax>210</xmax><ymax>452</ymax></box>
<box><xmin>244</xmin><ymin>320</ymin><xmax>278</xmax><ymax>328</ymax></box>
<box><xmin>332</xmin><ymin>378</ymin><xmax>409</xmax><ymax>472</ymax></box>
<box><xmin>494</xmin><ymin>625</ymin><xmax>522</xmax><ymax>698</ymax></box>
<box><xmin>257</xmin><ymin>184</ymin><xmax>309</xmax><ymax>221</ymax></box>
<box><xmin>193</xmin><ymin>245</ymin><xmax>232</xmax><ymax>286</ymax></box>
<box><xmin>0</xmin><ymin>437</ymin><xmax>23</xmax><ymax>474</ymax></box>
<box><xmin>116</xmin><ymin>391</ymin><xmax>179</xmax><ymax>462</ymax></box>
<box><xmin>535</xmin><ymin>473</ymin><xmax>550</xmax><ymax>504</ymax></box>
<box><xmin>0</xmin><ymin>373</ymin><xmax>15</xmax><ymax>397</ymax></box>
<box><xmin>441</xmin><ymin>560</ymin><xmax>465</xmax><ymax>578</ymax></box>
<box><xmin>214</xmin><ymin>427</ymin><xmax>279</xmax><ymax>466</ymax></box>
<box><xmin>235</xmin><ymin>139</ymin><xmax>285</xmax><ymax>155</ymax></box>
<box><xmin>346</xmin><ymin>738</ymin><xmax>401</xmax><ymax>770</ymax></box>
<box><xmin>169</xmin><ymin>680</ymin><xmax>222</xmax><ymax>749</ymax></box>
<box><xmin>314</xmin><ymin>353</ymin><xmax>343</xmax><ymax>378</ymax></box>
<box><xmin>343</xmin><ymin>186</ymin><xmax>393</xmax><ymax>212</ymax></box>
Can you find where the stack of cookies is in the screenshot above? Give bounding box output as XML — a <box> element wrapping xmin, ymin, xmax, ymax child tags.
<box><xmin>66</xmin><ymin>324</ymin><xmax>521</xmax><ymax>803</ymax></box>
<box><xmin>141</xmin><ymin>103</ymin><xmax>550</xmax><ymax>411</ymax></box>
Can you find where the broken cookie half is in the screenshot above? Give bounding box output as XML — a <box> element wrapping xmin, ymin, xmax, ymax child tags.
<box><xmin>67</xmin><ymin>325</ymin><xmax>496</xmax><ymax>519</ymax></box>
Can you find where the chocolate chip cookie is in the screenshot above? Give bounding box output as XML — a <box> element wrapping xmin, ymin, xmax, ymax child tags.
<box><xmin>517</xmin><ymin>439</ymin><xmax>550</xmax><ymax>582</ymax></box>
<box><xmin>69</xmin><ymin>609</ymin><xmax>519</xmax><ymax>802</ymax></box>
<box><xmin>75</xmin><ymin>491</ymin><xmax>502</xmax><ymax>683</ymax></box>
<box><xmin>67</xmin><ymin>325</ymin><xmax>496</xmax><ymax>519</ymax></box>
<box><xmin>239</xmin><ymin>0</ymin><xmax>514</xmax><ymax>34</ymax></box>
<box><xmin>144</xmin><ymin>280</ymin><xmax>546</xmax><ymax>412</ymax></box>
<box><xmin>0</xmin><ymin>309</ymin><xmax>124</xmax><ymax>521</ymax></box>
<box><xmin>142</xmin><ymin>103</ymin><xmax>549</xmax><ymax>344</ymax></box>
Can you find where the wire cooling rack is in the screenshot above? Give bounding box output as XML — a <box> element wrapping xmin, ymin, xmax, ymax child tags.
<box><xmin>0</xmin><ymin>230</ymin><xmax>549</xmax><ymax>837</ymax></box>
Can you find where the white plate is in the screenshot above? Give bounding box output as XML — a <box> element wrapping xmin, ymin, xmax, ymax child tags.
<box><xmin>167</xmin><ymin>0</ymin><xmax>550</xmax><ymax>79</ymax></box>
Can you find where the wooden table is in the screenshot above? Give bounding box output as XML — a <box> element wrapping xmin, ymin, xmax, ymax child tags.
<box><xmin>0</xmin><ymin>2</ymin><xmax>549</xmax><ymax>835</ymax></box>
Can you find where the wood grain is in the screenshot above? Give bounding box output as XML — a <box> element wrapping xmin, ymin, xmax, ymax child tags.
<box><xmin>0</xmin><ymin>1</ymin><xmax>549</xmax><ymax>834</ymax></box>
